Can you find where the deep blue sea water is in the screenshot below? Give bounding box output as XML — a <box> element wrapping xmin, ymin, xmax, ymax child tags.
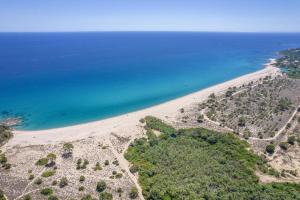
<box><xmin>1</xmin><ymin>32</ymin><xmax>300</xmax><ymax>130</ymax></box>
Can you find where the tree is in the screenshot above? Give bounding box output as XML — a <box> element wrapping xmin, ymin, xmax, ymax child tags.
<box><xmin>96</xmin><ymin>181</ymin><xmax>107</xmax><ymax>192</ymax></box>
<box><xmin>129</xmin><ymin>187</ymin><xmax>138</xmax><ymax>199</ymax></box>
<box><xmin>266</xmin><ymin>144</ymin><xmax>275</xmax><ymax>154</ymax></box>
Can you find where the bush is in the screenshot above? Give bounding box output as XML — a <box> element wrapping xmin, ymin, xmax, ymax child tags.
<box><xmin>48</xmin><ymin>196</ymin><xmax>58</xmax><ymax>200</ymax></box>
<box><xmin>28</xmin><ymin>174</ymin><xmax>34</xmax><ymax>180</ymax></box>
<box><xmin>79</xmin><ymin>186</ymin><xmax>85</xmax><ymax>191</ymax></box>
<box><xmin>96</xmin><ymin>181</ymin><xmax>107</xmax><ymax>192</ymax></box>
<box><xmin>52</xmin><ymin>180</ymin><xmax>57</xmax><ymax>186</ymax></box>
<box><xmin>115</xmin><ymin>173</ymin><xmax>123</xmax><ymax>179</ymax></box>
<box><xmin>288</xmin><ymin>136</ymin><xmax>296</xmax><ymax>145</ymax></box>
<box><xmin>129</xmin><ymin>165</ymin><xmax>138</xmax><ymax>174</ymax></box>
<box><xmin>40</xmin><ymin>188</ymin><xmax>53</xmax><ymax>196</ymax></box>
<box><xmin>79</xmin><ymin>175</ymin><xmax>85</xmax><ymax>182</ymax></box>
<box><xmin>139</xmin><ymin>118</ymin><xmax>145</xmax><ymax>123</ymax></box>
<box><xmin>62</xmin><ymin>143</ymin><xmax>74</xmax><ymax>158</ymax></box>
<box><xmin>104</xmin><ymin>160</ymin><xmax>109</xmax><ymax>166</ymax></box>
<box><xmin>3</xmin><ymin>163</ymin><xmax>11</xmax><ymax>169</ymax></box>
<box><xmin>23</xmin><ymin>194</ymin><xmax>31</xmax><ymax>200</ymax></box>
<box><xmin>197</xmin><ymin>115</ymin><xmax>204</xmax><ymax>123</ymax></box>
<box><xmin>99</xmin><ymin>192</ymin><xmax>113</xmax><ymax>200</ymax></box>
<box><xmin>35</xmin><ymin>158</ymin><xmax>49</xmax><ymax>166</ymax></box>
<box><xmin>129</xmin><ymin>187</ymin><xmax>138</xmax><ymax>199</ymax></box>
<box><xmin>238</xmin><ymin>117</ymin><xmax>246</xmax><ymax>127</ymax></box>
<box><xmin>93</xmin><ymin>162</ymin><xmax>102</xmax><ymax>171</ymax></box>
<box><xmin>0</xmin><ymin>190</ymin><xmax>5</xmax><ymax>200</ymax></box>
<box><xmin>42</xmin><ymin>170</ymin><xmax>55</xmax><ymax>177</ymax></box>
<box><xmin>59</xmin><ymin>177</ymin><xmax>68</xmax><ymax>188</ymax></box>
<box><xmin>207</xmin><ymin>135</ymin><xmax>217</xmax><ymax>144</ymax></box>
<box><xmin>266</xmin><ymin>144</ymin><xmax>275</xmax><ymax>154</ymax></box>
<box><xmin>81</xmin><ymin>195</ymin><xmax>93</xmax><ymax>200</ymax></box>
<box><xmin>112</xmin><ymin>160</ymin><xmax>119</xmax><ymax>166</ymax></box>
<box><xmin>34</xmin><ymin>178</ymin><xmax>42</xmax><ymax>185</ymax></box>
<box><xmin>279</xmin><ymin>142</ymin><xmax>289</xmax><ymax>150</ymax></box>
<box><xmin>0</xmin><ymin>125</ymin><xmax>13</xmax><ymax>146</ymax></box>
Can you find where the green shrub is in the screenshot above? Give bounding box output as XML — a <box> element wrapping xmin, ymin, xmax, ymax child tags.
<box><xmin>34</xmin><ymin>178</ymin><xmax>42</xmax><ymax>185</ymax></box>
<box><xmin>238</xmin><ymin>117</ymin><xmax>246</xmax><ymax>127</ymax></box>
<box><xmin>40</xmin><ymin>188</ymin><xmax>53</xmax><ymax>196</ymax></box>
<box><xmin>52</xmin><ymin>180</ymin><xmax>57</xmax><ymax>186</ymax></box>
<box><xmin>266</xmin><ymin>144</ymin><xmax>275</xmax><ymax>154</ymax></box>
<box><xmin>59</xmin><ymin>177</ymin><xmax>68</xmax><ymax>188</ymax></box>
<box><xmin>115</xmin><ymin>173</ymin><xmax>123</xmax><ymax>179</ymax></box>
<box><xmin>42</xmin><ymin>170</ymin><xmax>55</xmax><ymax>177</ymax></box>
<box><xmin>48</xmin><ymin>196</ymin><xmax>58</xmax><ymax>200</ymax></box>
<box><xmin>99</xmin><ymin>192</ymin><xmax>113</xmax><ymax>200</ymax></box>
<box><xmin>104</xmin><ymin>160</ymin><xmax>109</xmax><ymax>166</ymax></box>
<box><xmin>288</xmin><ymin>136</ymin><xmax>296</xmax><ymax>145</ymax></box>
<box><xmin>81</xmin><ymin>195</ymin><xmax>93</xmax><ymax>200</ymax></box>
<box><xmin>35</xmin><ymin>158</ymin><xmax>49</xmax><ymax>166</ymax></box>
<box><xmin>96</xmin><ymin>181</ymin><xmax>107</xmax><ymax>192</ymax></box>
<box><xmin>129</xmin><ymin>187</ymin><xmax>138</xmax><ymax>199</ymax></box>
<box><xmin>139</xmin><ymin>118</ymin><xmax>145</xmax><ymax>123</ymax></box>
<box><xmin>23</xmin><ymin>194</ymin><xmax>31</xmax><ymax>200</ymax></box>
<box><xmin>129</xmin><ymin>165</ymin><xmax>138</xmax><ymax>174</ymax></box>
<box><xmin>112</xmin><ymin>160</ymin><xmax>119</xmax><ymax>166</ymax></box>
<box><xmin>93</xmin><ymin>162</ymin><xmax>102</xmax><ymax>171</ymax></box>
<box><xmin>0</xmin><ymin>125</ymin><xmax>13</xmax><ymax>146</ymax></box>
<box><xmin>79</xmin><ymin>186</ymin><xmax>85</xmax><ymax>191</ymax></box>
<box><xmin>79</xmin><ymin>175</ymin><xmax>85</xmax><ymax>182</ymax></box>
<box><xmin>28</xmin><ymin>174</ymin><xmax>34</xmax><ymax>180</ymax></box>
<box><xmin>0</xmin><ymin>189</ymin><xmax>5</xmax><ymax>200</ymax></box>
<box><xmin>279</xmin><ymin>142</ymin><xmax>289</xmax><ymax>150</ymax></box>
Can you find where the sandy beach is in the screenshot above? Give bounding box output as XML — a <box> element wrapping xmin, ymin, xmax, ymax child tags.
<box><xmin>5</xmin><ymin>60</ymin><xmax>280</xmax><ymax>148</ymax></box>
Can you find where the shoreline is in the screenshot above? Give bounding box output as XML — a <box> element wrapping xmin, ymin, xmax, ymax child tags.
<box><xmin>5</xmin><ymin>60</ymin><xmax>280</xmax><ymax>147</ymax></box>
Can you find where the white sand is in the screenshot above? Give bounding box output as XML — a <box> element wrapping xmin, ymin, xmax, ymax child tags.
<box><xmin>5</xmin><ymin>61</ymin><xmax>280</xmax><ymax>148</ymax></box>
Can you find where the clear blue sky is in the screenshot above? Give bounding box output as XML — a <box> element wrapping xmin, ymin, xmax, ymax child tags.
<box><xmin>1</xmin><ymin>0</ymin><xmax>300</xmax><ymax>32</ymax></box>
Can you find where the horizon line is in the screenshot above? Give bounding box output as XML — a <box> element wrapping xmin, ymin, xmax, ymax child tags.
<box><xmin>1</xmin><ymin>30</ymin><xmax>300</xmax><ymax>34</ymax></box>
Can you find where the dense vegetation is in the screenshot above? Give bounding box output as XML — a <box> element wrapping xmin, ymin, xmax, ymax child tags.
<box><xmin>125</xmin><ymin>116</ymin><xmax>300</xmax><ymax>200</ymax></box>
<box><xmin>276</xmin><ymin>48</ymin><xmax>300</xmax><ymax>79</ymax></box>
<box><xmin>0</xmin><ymin>125</ymin><xmax>13</xmax><ymax>146</ymax></box>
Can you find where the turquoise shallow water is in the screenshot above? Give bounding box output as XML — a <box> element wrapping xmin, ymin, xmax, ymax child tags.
<box><xmin>1</xmin><ymin>32</ymin><xmax>300</xmax><ymax>130</ymax></box>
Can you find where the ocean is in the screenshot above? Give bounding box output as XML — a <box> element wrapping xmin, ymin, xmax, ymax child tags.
<box><xmin>1</xmin><ymin>32</ymin><xmax>300</xmax><ymax>130</ymax></box>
